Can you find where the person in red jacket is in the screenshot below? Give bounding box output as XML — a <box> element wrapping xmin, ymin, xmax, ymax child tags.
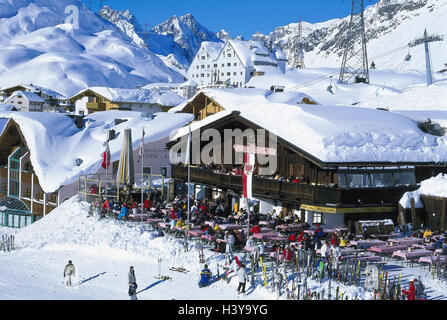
<box><xmin>288</xmin><ymin>232</ymin><xmax>297</xmax><ymax>242</ymax></box>
<box><xmin>403</xmin><ymin>281</ymin><xmax>416</xmax><ymax>300</ymax></box>
<box><xmin>331</xmin><ymin>232</ymin><xmax>339</xmax><ymax>246</ymax></box>
<box><xmin>297</xmin><ymin>232</ymin><xmax>305</xmax><ymax>243</ymax></box>
<box><xmin>250</xmin><ymin>225</ymin><xmax>261</xmax><ymax>234</ymax></box>
<box><xmin>283</xmin><ymin>245</ymin><xmax>292</xmax><ymax>261</ymax></box>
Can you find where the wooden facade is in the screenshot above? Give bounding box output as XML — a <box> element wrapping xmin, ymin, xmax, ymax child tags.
<box><xmin>0</xmin><ymin>119</ymin><xmax>59</xmax><ymax>218</ymax></box>
<box><xmin>168</xmin><ymin>111</ymin><xmax>432</xmax><ymax>226</ymax></box>
<box><xmin>180</xmin><ymin>92</ymin><xmax>224</xmax><ymax>122</ymax></box>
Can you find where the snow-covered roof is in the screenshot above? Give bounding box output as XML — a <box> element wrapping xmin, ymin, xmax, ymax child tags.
<box><xmin>226</xmin><ymin>40</ymin><xmax>278</xmax><ymax>70</ymax></box>
<box><xmin>4</xmin><ymin>91</ymin><xmax>44</xmax><ymax>103</ymax></box>
<box><xmin>0</xmin><ymin>110</ymin><xmax>193</xmax><ymax>193</ymax></box>
<box><xmin>170</xmin><ymin>88</ymin><xmax>447</xmax><ymax>164</ymax></box>
<box><xmin>1</xmin><ymin>84</ymin><xmax>66</xmax><ymax>100</ymax></box>
<box><xmin>399</xmin><ymin>173</ymin><xmax>447</xmax><ymax>209</ymax></box>
<box><xmin>200</xmin><ymin>41</ymin><xmax>225</xmax><ymax>60</ymax></box>
<box><xmin>70</xmin><ymin>87</ymin><xmax>185</xmax><ymax>107</ymax></box>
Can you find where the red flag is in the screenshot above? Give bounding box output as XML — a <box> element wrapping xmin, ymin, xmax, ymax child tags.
<box><xmin>102</xmin><ymin>141</ymin><xmax>110</xmax><ymax>169</ymax></box>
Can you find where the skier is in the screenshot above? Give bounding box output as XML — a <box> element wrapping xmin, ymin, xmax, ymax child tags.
<box><xmin>63</xmin><ymin>260</ymin><xmax>76</xmax><ymax>287</ymax></box>
<box><xmin>225</xmin><ymin>231</ymin><xmax>235</xmax><ymax>261</ymax></box>
<box><xmin>320</xmin><ymin>240</ymin><xmax>330</xmax><ymax>262</ymax></box>
<box><xmin>198</xmin><ymin>264</ymin><xmax>212</xmax><ymax>288</ymax></box>
<box><xmin>236</xmin><ymin>264</ymin><xmax>248</xmax><ymax>295</ymax></box>
<box><xmin>402</xmin><ymin>281</ymin><xmax>416</xmax><ymax>300</ymax></box>
<box><xmin>414</xmin><ymin>277</ymin><xmax>425</xmax><ymax>300</ymax></box>
<box><xmin>128</xmin><ymin>266</ymin><xmax>138</xmax><ymax>300</ymax></box>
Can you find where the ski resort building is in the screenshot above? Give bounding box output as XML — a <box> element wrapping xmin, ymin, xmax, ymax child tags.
<box><xmin>0</xmin><ymin>84</ymin><xmax>66</xmax><ymax>111</ymax></box>
<box><xmin>187</xmin><ymin>40</ymin><xmax>287</xmax><ymax>87</ymax></box>
<box><xmin>0</xmin><ymin>110</ymin><xmax>193</xmax><ymax>228</ymax></box>
<box><xmin>3</xmin><ymin>91</ymin><xmax>44</xmax><ymax>112</ymax></box>
<box><xmin>167</xmin><ymin>88</ymin><xmax>447</xmax><ymax>231</ymax></box>
<box><xmin>70</xmin><ymin>87</ymin><xmax>185</xmax><ymax>116</ymax></box>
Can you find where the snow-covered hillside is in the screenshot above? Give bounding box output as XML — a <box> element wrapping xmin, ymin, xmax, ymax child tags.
<box><xmin>253</xmin><ymin>0</ymin><xmax>447</xmax><ymax>71</ymax></box>
<box><xmin>0</xmin><ymin>0</ymin><xmax>183</xmax><ymax>97</ymax></box>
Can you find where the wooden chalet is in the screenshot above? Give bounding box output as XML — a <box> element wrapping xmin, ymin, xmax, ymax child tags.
<box><xmin>168</xmin><ymin>95</ymin><xmax>447</xmax><ymax>230</ymax></box>
<box><xmin>0</xmin><ymin>119</ymin><xmax>60</xmax><ymax>227</ymax></box>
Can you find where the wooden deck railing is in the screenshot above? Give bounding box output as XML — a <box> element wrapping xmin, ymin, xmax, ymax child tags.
<box><xmin>171</xmin><ymin>165</ymin><xmax>418</xmax><ymax>206</ymax></box>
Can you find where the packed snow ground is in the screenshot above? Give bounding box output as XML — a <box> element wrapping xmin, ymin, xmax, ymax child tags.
<box><xmin>0</xmin><ymin>196</ymin><xmax>447</xmax><ymax>300</ymax></box>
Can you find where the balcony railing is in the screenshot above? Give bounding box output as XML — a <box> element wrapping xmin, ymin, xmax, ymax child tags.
<box><xmin>171</xmin><ymin>165</ymin><xmax>418</xmax><ymax>206</ymax></box>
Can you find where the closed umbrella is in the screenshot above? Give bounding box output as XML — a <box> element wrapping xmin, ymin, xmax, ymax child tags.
<box><xmin>116</xmin><ymin>129</ymin><xmax>135</xmax><ymax>189</ymax></box>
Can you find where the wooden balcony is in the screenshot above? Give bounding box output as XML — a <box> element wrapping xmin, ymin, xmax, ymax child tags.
<box><xmin>86</xmin><ymin>102</ymin><xmax>106</xmax><ymax>112</ymax></box>
<box><xmin>172</xmin><ymin>165</ymin><xmax>418</xmax><ymax>206</ymax></box>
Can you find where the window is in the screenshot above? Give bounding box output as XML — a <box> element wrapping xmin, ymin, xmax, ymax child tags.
<box><xmin>207</xmin><ymin>65</ymin><xmax>210</xmax><ymax>68</ymax></box>
<box><xmin>227</xmin><ymin>72</ymin><xmax>230</xmax><ymax>76</ymax></box>
<box><xmin>143</xmin><ymin>167</ymin><xmax>152</xmax><ymax>175</ymax></box>
<box><xmin>214</xmin><ymin>64</ymin><xmax>218</xmax><ymax>68</ymax></box>
<box><xmin>394</xmin><ymin>172</ymin><xmax>415</xmax><ymax>186</ymax></box>
<box><xmin>201</xmin><ymin>74</ymin><xmax>205</xmax><ymax>77</ymax></box>
<box><xmin>240</xmin><ymin>72</ymin><xmax>243</xmax><ymax>75</ymax></box>
<box><xmin>228</xmin><ymin>54</ymin><xmax>231</xmax><ymax>57</ymax></box>
<box><xmin>159</xmin><ymin>167</ymin><xmax>168</xmax><ymax>177</ymax></box>
<box><xmin>192</xmin><ymin>75</ymin><xmax>194</xmax><ymax>78</ymax></box>
<box><xmin>221</xmin><ymin>64</ymin><xmax>225</xmax><ymax>67</ymax></box>
<box><xmin>234</xmin><ymin>63</ymin><xmax>237</xmax><ymax>66</ymax></box>
<box><xmin>312</xmin><ymin>212</ymin><xmax>322</xmax><ymax>225</ymax></box>
<box><xmin>370</xmin><ymin>172</ymin><xmax>393</xmax><ymax>187</ymax></box>
<box><xmin>196</xmin><ymin>66</ymin><xmax>199</xmax><ymax>69</ymax></box>
<box><xmin>201</xmin><ymin>65</ymin><xmax>205</xmax><ymax>69</ymax></box>
<box><xmin>221</xmin><ymin>73</ymin><xmax>224</xmax><ymax>76</ymax></box>
<box><xmin>201</xmin><ymin>56</ymin><xmax>205</xmax><ymax>60</ymax></box>
<box><xmin>336</xmin><ymin>173</ymin><xmax>347</xmax><ymax>188</ymax></box>
<box><xmin>233</xmin><ymin>72</ymin><xmax>237</xmax><ymax>76</ymax></box>
<box><xmin>207</xmin><ymin>74</ymin><xmax>210</xmax><ymax>77</ymax></box>
<box><xmin>346</xmin><ymin>173</ymin><xmax>370</xmax><ymax>188</ymax></box>
<box><xmin>227</xmin><ymin>63</ymin><xmax>231</xmax><ymax>67</ymax></box>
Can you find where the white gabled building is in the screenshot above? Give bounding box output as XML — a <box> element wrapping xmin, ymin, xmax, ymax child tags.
<box><xmin>4</xmin><ymin>91</ymin><xmax>44</xmax><ymax>112</ymax></box>
<box><xmin>187</xmin><ymin>41</ymin><xmax>225</xmax><ymax>87</ymax></box>
<box><xmin>187</xmin><ymin>40</ymin><xmax>288</xmax><ymax>88</ymax></box>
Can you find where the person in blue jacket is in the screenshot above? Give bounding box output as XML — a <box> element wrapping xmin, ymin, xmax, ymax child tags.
<box><xmin>198</xmin><ymin>264</ymin><xmax>212</xmax><ymax>288</ymax></box>
<box><xmin>314</xmin><ymin>224</ymin><xmax>324</xmax><ymax>240</ymax></box>
<box><xmin>118</xmin><ymin>203</ymin><xmax>129</xmax><ymax>221</ymax></box>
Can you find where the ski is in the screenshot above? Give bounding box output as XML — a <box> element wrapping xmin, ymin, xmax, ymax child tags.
<box><xmin>169</xmin><ymin>267</ymin><xmax>189</xmax><ymax>273</ymax></box>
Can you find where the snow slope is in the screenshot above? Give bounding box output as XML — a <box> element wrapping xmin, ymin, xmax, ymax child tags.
<box><xmin>1</xmin><ymin>196</ymin><xmax>447</xmax><ymax>300</ymax></box>
<box><xmin>0</xmin><ymin>196</ymin><xmax>372</xmax><ymax>300</ymax></box>
<box><xmin>0</xmin><ymin>0</ymin><xmax>183</xmax><ymax>97</ymax></box>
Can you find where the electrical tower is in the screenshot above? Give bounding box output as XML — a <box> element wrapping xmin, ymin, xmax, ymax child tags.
<box><xmin>339</xmin><ymin>0</ymin><xmax>370</xmax><ymax>84</ymax></box>
<box><xmin>408</xmin><ymin>29</ymin><xmax>443</xmax><ymax>86</ymax></box>
<box><xmin>294</xmin><ymin>19</ymin><xmax>305</xmax><ymax>69</ymax></box>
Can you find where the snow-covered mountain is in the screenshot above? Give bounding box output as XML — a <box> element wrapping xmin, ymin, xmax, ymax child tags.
<box><xmin>252</xmin><ymin>0</ymin><xmax>447</xmax><ymax>71</ymax></box>
<box><xmin>99</xmin><ymin>6</ymin><xmax>190</xmax><ymax>77</ymax></box>
<box><xmin>153</xmin><ymin>13</ymin><xmax>222</xmax><ymax>63</ymax></box>
<box><xmin>0</xmin><ymin>0</ymin><xmax>183</xmax><ymax>97</ymax></box>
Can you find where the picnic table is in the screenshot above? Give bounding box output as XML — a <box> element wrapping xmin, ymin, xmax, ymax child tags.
<box><xmin>335</xmin><ymin>227</ymin><xmax>348</xmax><ymax>233</ymax></box>
<box><xmin>252</xmin><ymin>232</ymin><xmax>278</xmax><ymax>241</ymax></box>
<box><xmin>369</xmin><ymin>244</ymin><xmax>409</xmax><ymax>254</ymax></box>
<box><xmin>201</xmin><ymin>235</ymin><xmax>217</xmax><ymax>242</ymax></box>
<box><xmin>271</xmin><ymin>237</ymin><xmax>289</xmax><ymax>242</ymax></box>
<box><xmin>128</xmin><ymin>213</ymin><xmax>150</xmax><ymax>221</ymax></box>
<box><xmin>157</xmin><ymin>222</ymin><xmax>171</xmax><ymax>229</ymax></box>
<box><xmin>341</xmin><ymin>254</ymin><xmax>382</xmax><ymax>263</ymax></box>
<box><xmin>411</xmin><ymin>243</ymin><xmax>434</xmax><ymax>250</ymax></box>
<box><xmin>303</xmin><ymin>228</ymin><xmax>334</xmax><ymax>235</ymax></box>
<box><xmin>276</xmin><ymin>224</ymin><xmax>301</xmax><ymax>232</ymax></box>
<box><xmin>188</xmin><ymin>230</ymin><xmax>205</xmax><ymax>237</ymax></box>
<box><xmin>370</xmin><ymin>234</ymin><xmax>392</xmax><ymax>240</ymax></box>
<box><xmin>259</xmin><ymin>221</ymin><xmax>273</xmax><ymax>228</ymax></box>
<box><xmin>160</xmin><ymin>209</ymin><xmax>170</xmax><ymax>215</ymax></box>
<box><xmin>218</xmin><ymin>224</ymin><xmax>245</xmax><ymax>231</ymax></box>
<box><xmin>419</xmin><ymin>255</ymin><xmax>447</xmax><ymax>265</ymax></box>
<box><xmin>392</xmin><ymin>249</ymin><xmax>433</xmax><ymax>261</ymax></box>
<box><xmin>350</xmin><ymin>239</ymin><xmax>386</xmax><ymax>249</ymax></box>
<box><xmin>388</xmin><ymin>237</ymin><xmax>423</xmax><ymax>246</ymax></box>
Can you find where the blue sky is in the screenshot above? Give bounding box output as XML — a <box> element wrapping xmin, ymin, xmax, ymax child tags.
<box><xmin>85</xmin><ymin>0</ymin><xmax>379</xmax><ymax>38</ymax></box>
